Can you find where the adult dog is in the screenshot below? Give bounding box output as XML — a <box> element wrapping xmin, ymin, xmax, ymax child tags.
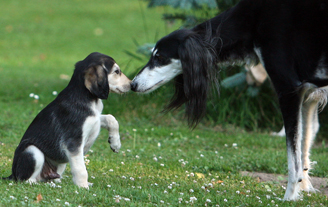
<box><xmin>3</xmin><ymin>52</ymin><xmax>131</xmax><ymax>188</ymax></box>
<box><xmin>131</xmin><ymin>0</ymin><xmax>328</xmax><ymax>201</ymax></box>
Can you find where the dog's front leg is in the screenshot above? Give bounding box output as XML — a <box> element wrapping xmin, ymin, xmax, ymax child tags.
<box><xmin>258</xmin><ymin>46</ymin><xmax>305</xmax><ymax>200</ymax></box>
<box><xmin>67</xmin><ymin>151</ymin><xmax>89</xmax><ymax>189</ymax></box>
<box><xmin>101</xmin><ymin>114</ymin><xmax>121</xmax><ymax>153</ymax></box>
<box><xmin>279</xmin><ymin>89</ymin><xmax>305</xmax><ymax>201</ymax></box>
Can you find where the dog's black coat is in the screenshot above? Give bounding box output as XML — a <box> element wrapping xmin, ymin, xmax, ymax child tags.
<box><xmin>133</xmin><ymin>0</ymin><xmax>328</xmax><ymax>127</ymax></box>
<box><xmin>5</xmin><ymin>52</ymin><xmax>114</xmax><ymax>181</ymax></box>
<box><xmin>131</xmin><ymin>0</ymin><xmax>328</xmax><ymax>200</ymax></box>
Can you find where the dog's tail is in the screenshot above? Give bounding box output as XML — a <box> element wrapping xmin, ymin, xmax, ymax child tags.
<box><xmin>1</xmin><ymin>174</ymin><xmax>14</xmax><ymax>180</ymax></box>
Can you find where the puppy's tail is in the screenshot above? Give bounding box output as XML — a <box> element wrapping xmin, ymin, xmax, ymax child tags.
<box><xmin>1</xmin><ymin>174</ymin><xmax>14</xmax><ymax>180</ymax></box>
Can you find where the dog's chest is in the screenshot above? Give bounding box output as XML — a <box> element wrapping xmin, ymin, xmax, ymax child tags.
<box><xmin>314</xmin><ymin>54</ymin><xmax>328</xmax><ymax>79</ymax></box>
<box><xmin>82</xmin><ymin>100</ymin><xmax>103</xmax><ymax>153</ymax></box>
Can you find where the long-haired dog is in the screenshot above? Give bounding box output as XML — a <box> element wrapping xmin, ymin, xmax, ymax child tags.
<box><xmin>131</xmin><ymin>0</ymin><xmax>328</xmax><ymax>200</ymax></box>
<box><xmin>3</xmin><ymin>52</ymin><xmax>131</xmax><ymax>188</ymax></box>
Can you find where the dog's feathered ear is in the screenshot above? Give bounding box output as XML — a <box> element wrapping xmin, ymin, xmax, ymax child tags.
<box><xmin>84</xmin><ymin>65</ymin><xmax>109</xmax><ymax>99</ymax></box>
<box><xmin>166</xmin><ymin>33</ymin><xmax>217</xmax><ymax>128</ymax></box>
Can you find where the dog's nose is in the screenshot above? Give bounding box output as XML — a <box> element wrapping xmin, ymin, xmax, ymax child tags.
<box><xmin>130</xmin><ymin>82</ymin><xmax>138</xmax><ymax>92</ymax></box>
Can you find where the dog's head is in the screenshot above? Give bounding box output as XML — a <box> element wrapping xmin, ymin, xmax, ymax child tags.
<box><xmin>130</xmin><ymin>29</ymin><xmax>217</xmax><ymax>127</ymax></box>
<box><xmin>75</xmin><ymin>52</ymin><xmax>131</xmax><ymax>99</ymax></box>
<box><xmin>130</xmin><ymin>30</ymin><xmax>189</xmax><ymax>93</ymax></box>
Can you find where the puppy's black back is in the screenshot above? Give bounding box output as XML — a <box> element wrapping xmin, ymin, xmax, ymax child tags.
<box><xmin>16</xmin><ymin>95</ymin><xmax>94</xmax><ymax>162</ymax></box>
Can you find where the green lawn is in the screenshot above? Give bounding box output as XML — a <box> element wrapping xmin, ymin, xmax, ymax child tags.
<box><xmin>0</xmin><ymin>0</ymin><xmax>327</xmax><ymax>206</ymax></box>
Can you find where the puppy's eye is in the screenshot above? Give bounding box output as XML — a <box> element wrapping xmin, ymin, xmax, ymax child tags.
<box><xmin>114</xmin><ymin>70</ymin><xmax>120</xmax><ymax>74</ymax></box>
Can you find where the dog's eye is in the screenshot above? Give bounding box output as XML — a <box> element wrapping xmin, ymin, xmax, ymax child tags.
<box><xmin>155</xmin><ymin>53</ymin><xmax>164</xmax><ymax>60</ymax></box>
<box><xmin>114</xmin><ymin>70</ymin><xmax>120</xmax><ymax>74</ymax></box>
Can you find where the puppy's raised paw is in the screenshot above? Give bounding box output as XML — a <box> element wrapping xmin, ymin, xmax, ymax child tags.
<box><xmin>108</xmin><ymin>135</ymin><xmax>121</xmax><ymax>153</ymax></box>
<box><xmin>110</xmin><ymin>142</ymin><xmax>121</xmax><ymax>153</ymax></box>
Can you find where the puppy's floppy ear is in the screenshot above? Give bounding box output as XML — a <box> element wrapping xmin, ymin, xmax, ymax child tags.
<box><xmin>84</xmin><ymin>65</ymin><xmax>109</xmax><ymax>99</ymax></box>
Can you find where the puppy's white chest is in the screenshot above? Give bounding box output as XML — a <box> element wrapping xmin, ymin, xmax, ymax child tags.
<box><xmin>82</xmin><ymin>100</ymin><xmax>103</xmax><ymax>153</ymax></box>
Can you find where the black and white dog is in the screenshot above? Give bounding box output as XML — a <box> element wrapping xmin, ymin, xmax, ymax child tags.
<box><xmin>3</xmin><ymin>52</ymin><xmax>131</xmax><ymax>188</ymax></box>
<box><xmin>131</xmin><ymin>0</ymin><xmax>328</xmax><ymax>201</ymax></box>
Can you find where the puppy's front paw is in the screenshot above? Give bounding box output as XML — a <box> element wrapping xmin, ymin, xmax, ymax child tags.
<box><xmin>108</xmin><ymin>135</ymin><xmax>121</xmax><ymax>153</ymax></box>
<box><xmin>26</xmin><ymin>179</ymin><xmax>39</xmax><ymax>185</ymax></box>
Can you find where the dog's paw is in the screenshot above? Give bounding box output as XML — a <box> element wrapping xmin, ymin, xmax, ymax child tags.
<box><xmin>26</xmin><ymin>179</ymin><xmax>39</xmax><ymax>185</ymax></box>
<box><xmin>108</xmin><ymin>135</ymin><xmax>121</xmax><ymax>153</ymax></box>
<box><xmin>78</xmin><ymin>183</ymin><xmax>90</xmax><ymax>189</ymax></box>
<box><xmin>110</xmin><ymin>142</ymin><xmax>121</xmax><ymax>153</ymax></box>
<box><xmin>54</xmin><ymin>178</ymin><xmax>62</xmax><ymax>183</ymax></box>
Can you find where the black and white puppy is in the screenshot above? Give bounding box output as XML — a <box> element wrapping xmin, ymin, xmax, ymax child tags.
<box><xmin>3</xmin><ymin>52</ymin><xmax>131</xmax><ymax>188</ymax></box>
<box><xmin>131</xmin><ymin>0</ymin><xmax>328</xmax><ymax>201</ymax></box>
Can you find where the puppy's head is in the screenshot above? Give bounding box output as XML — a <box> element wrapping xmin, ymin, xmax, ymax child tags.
<box><xmin>76</xmin><ymin>52</ymin><xmax>131</xmax><ymax>99</ymax></box>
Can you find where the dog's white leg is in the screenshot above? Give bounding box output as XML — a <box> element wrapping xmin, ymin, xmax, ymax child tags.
<box><xmin>54</xmin><ymin>163</ymin><xmax>67</xmax><ymax>183</ymax></box>
<box><xmin>282</xmin><ymin>84</ymin><xmax>325</xmax><ymax>200</ymax></box>
<box><xmin>67</xmin><ymin>150</ymin><xmax>89</xmax><ymax>189</ymax></box>
<box><xmin>284</xmin><ymin>110</ymin><xmax>304</xmax><ymax>201</ymax></box>
<box><xmin>300</xmin><ymin>88</ymin><xmax>326</xmax><ymax>192</ymax></box>
<box><xmin>25</xmin><ymin>145</ymin><xmax>45</xmax><ymax>184</ymax></box>
<box><xmin>300</xmin><ymin>101</ymin><xmax>318</xmax><ymax>192</ymax></box>
<box><xmin>101</xmin><ymin>114</ymin><xmax>121</xmax><ymax>153</ymax></box>
<box><xmin>56</xmin><ymin>163</ymin><xmax>67</xmax><ymax>177</ymax></box>
<box><xmin>281</xmin><ymin>86</ymin><xmax>313</xmax><ymax>201</ymax></box>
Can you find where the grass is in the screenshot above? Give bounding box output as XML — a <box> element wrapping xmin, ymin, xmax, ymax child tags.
<box><xmin>1</xmin><ymin>127</ymin><xmax>328</xmax><ymax>206</ymax></box>
<box><xmin>0</xmin><ymin>0</ymin><xmax>327</xmax><ymax>206</ymax></box>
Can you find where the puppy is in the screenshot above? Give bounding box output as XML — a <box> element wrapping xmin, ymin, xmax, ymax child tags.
<box><xmin>3</xmin><ymin>52</ymin><xmax>131</xmax><ymax>188</ymax></box>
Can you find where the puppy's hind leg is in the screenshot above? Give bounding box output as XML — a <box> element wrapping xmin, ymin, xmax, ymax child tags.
<box><xmin>13</xmin><ymin>145</ymin><xmax>45</xmax><ymax>184</ymax></box>
<box><xmin>101</xmin><ymin>114</ymin><xmax>121</xmax><ymax>153</ymax></box>
<box><xmin>54</xmin><ymin>163</ymin><xmax>67</xmax><ymax>183</ymax></box>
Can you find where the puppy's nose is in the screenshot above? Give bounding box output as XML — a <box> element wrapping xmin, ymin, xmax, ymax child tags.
<box><xmin>130</xmin><ymin>82</ymin><xmax>138</xmax><ymax>92</ymax></box>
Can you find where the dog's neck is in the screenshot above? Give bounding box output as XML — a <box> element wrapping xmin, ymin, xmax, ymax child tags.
<box><xmin>192</xmin><ymin>0</ymin><xmax>260</xmax><ymax>65</ymax></box>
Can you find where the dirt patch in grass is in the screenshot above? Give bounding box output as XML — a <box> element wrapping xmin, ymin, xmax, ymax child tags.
<box><xmin>241</xmin><ymin>171</ymin><xmax>328</xmax><ymax>197</ymax></box>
